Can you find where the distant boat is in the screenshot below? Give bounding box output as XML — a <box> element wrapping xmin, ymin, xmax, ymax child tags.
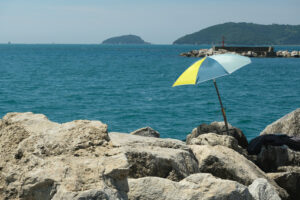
<box><xmin>8</xmin><ymin>41</ymin><xmax>11</xmax><ymax>45</ymax></box>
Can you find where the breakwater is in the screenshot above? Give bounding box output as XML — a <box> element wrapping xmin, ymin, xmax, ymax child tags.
<box><xmin>180</xmin><ymin>46</ymin><xmax>300</xmax><ymax>58</ymax></box>
<box><xmin>1</xmin><ymin>109</ymin><xmax>299</xmax><ymax>199</ymax></box>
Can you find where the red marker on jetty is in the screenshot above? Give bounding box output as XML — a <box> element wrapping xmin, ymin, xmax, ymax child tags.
<box><xmin>222</xmin><ymin>36</ymin><xmax>225</xmax><ymax>47</ymax></box>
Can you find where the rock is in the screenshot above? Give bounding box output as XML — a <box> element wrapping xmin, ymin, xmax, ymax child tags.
<box><xmin>244</xmin><ymin>51</ymin><xmax>258</xmax><ymax>57</ymax></box>
<box><xmin>109</xmin><ymin>132</ymin><xmax>199</xmax><ymax>181</ymax></box>
<box><xmin>188</xmin><ymin>132</ymin><xmax>248</xmax><ymax>156</ymax></box>
<box><xmin>185</xmin><ymin>52</ymin><xmax>192</xmax><ymax>56</ymax></box>
<box><xmin>188</xmin><ymin>132</ymin><xmax>237</xmax><ymax>148</ymax></box>
<box><xmin>276</xmin><ymin>51</ymin><xmax>283</xmax><ymax>57</ymax></box>
<box><xmin>186</xmin><ymin>121</ymin><xmax>248</xmax><ymax>148</ymax></box>
<box><xmin>217</xmin><ymin>49</ymin><xmax>228</xmax><ymax>54</ymax></box>
<box><xmin>189</xmin><ymin>145</ymin><xmax>288</xmax><ymax>199</ymax></box>
<box><xmin>128</xmin><ymin>173</ymin><xmax>254</xmax><ymax>200</ymax></box>
<box><xmin>0</xmin><ymin>112</ymin><xmax>129</xmax><ymax>200</ymax></box>
<box><xmin>291</xmin><ymin>51</ymin><xmax>299</xmax><ymax>57</ymax></box>
<box><xmin>206</xmin><ymin>48</ymin><xmax>213</xmax><ymax>56</ymax></box>
<box><xmin>282</xmin><ymin>51</ymin><xmax>291</xmax><ymax>57</ymax></box>
<box><xmin>196</xmin><ymin>49</ymin><xmax>207</xmax><ymax>57</ymax></box>
<box><xmin>277</xmin><ymin>165</ymin><xmax>300</xmax><ymax>172</ymax></box>
<box><xmin>52</xmin><ymin>187</ymin><xmax>123</xmax><ymax>200</ymax></box>
<box><xmin>256</xmin><ymin>145</ymin><xmax>300</xmax><ymax>172</ymax></box>
<box><xmin>267</xmin><ymin>166</ymin><xmax>300</xmax><ymax>200</ymax></box>
<box><xmin>260</xmin><ymin>108</ymin><xmax>300</xmax><ymax>137</ymax></box>
<box><xmin>248</xmin><ymin>178</ymin><xmax>281</xmax><ymax>200</ymax></box>
<box><xmin>190</xmin><ymin>145</ymin><xmax>265</xmax><ymax>185</ymax></box>
<box><xmin>130</xmin><ymin>127</ymin><xmax>160</xmax><ymax>138</ymax></box>
<box><xmin>191</xmin><ymin>49</ymin><xmax>199</xmax><ymax>56</ymax></box>
<box><xmin>179</xmin><ymin>52</ymin><xmax>188</xmax><ymax>57</ymax></box>
<box><xmin>109</xmin><ymin>131</ymin><xmax>188</xmax><ymax>150</ymax></box>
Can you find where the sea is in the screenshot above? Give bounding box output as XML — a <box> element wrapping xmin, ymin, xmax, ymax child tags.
<box><xmin>0</xmin><ymin>44</ymin><xmax>299</xmax><ymax>141</ymax></box>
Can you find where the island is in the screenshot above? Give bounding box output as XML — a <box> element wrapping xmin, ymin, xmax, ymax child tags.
<box><xmin>102</xmin><ymin>34</ymin><xmax>150</xmax><ymax>44</ymax></box>
<box><xmin>173</xmin><ymin>22</ymin><xmax>300</xmax><ymax>45</ymax></box>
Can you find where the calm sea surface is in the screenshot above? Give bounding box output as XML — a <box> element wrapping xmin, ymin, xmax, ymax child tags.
<box><xmin>0</xmin><ymin>44</ymin><xmax>299</xmax><ymax>140</ymax></box>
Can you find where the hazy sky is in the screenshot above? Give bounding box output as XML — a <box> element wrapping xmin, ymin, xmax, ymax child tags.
<box><xmin>0</xmin><ymin>0</ymin><xmax>299</xmax><ymax>44</ymax></box>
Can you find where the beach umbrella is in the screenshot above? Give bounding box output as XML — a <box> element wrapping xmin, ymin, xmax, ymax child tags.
<box><xmin>173</xmin><ymin>54</ymin><xmax>251</xmax><ymax>134</ymax></box>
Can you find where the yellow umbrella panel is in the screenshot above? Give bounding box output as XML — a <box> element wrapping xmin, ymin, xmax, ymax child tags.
<box><xmin>172</xmin><ymin>57</ymin><xmax>206</xmax><ymax>86</ymax></box>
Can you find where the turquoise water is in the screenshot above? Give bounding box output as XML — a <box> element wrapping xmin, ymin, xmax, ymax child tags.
<box><xmin>0</xmin><ymin>44</ymin><xmax>299</xmax><ymax>140</ymax></box>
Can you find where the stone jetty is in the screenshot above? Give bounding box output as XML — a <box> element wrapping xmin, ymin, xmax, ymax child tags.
<box><xmin>0</xmin><ymin>109</ymin><xmax>300</xmax><ymax>200</ymax></box>
<box><xmin>180</xmin><ymin>46</ymin><xmax>300</xmax><ymax>58</ymax></box>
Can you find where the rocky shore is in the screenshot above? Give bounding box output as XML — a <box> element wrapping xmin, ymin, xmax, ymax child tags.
<box><xmin>180</xmin><ymin>48</ymin><xmax>300</xmax><ymax>58</ymax></box>
<box><xmin>0</xmin><ymin>108</ymin><xmax>299</xmax><ymax>200</ymax></box>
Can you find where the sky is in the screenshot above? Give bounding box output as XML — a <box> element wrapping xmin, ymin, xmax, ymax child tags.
<box><xmin>0</xmin><ymin>0</ymin><xmax>299</xmax><ymax>44</ymax></box>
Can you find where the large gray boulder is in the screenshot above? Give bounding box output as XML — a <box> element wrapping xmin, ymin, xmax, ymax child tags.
<box><xmin>130</xmin><ymin>127</ymin><xmax>160</xmax><ymax>138</ymax></box>
<box><xmin>189</xmin><ymin>145</ymin><xmax>288</xmax><ymax>199</ymax></box>
<box><xmin>189</xmin><ymin>145</ymin><xmax>267</xmax><ymax>185</ymax></box>
<box><xmin>128</xmin><ymin>173</ymin><xmax>254</xmax><ymax>200</ymax></box>
<box><xmin>248</xmin><ymin>178</ymin><xmax>281</xmax><ymax>200</ymax></box>
<box><xmin>256</xmin><ymin>145</ymin><xmax>300</xmax><ymax>172</ymax></box>
<box><xmin>0</xmin><ymin>112</ymin><xmax>129</xmax><ymax>200</ymax></box>
<box><xmin>188</xmin><ymin>132</ymin><xmax>237</xmax><ymax>147</ymax></box>
<box><xmin>260</xmin><ymin>108</ymin><xmax>300</xmax><ymax>137</ymax></box>
<box><xmin>188</xmin><ymin>132</ymin><xmax>248</xmax><ymax>156</ymax></box>
<box><xmin>109</xmin><ymin>132</ymin><xmax>199</xmax><ymax>181</ymax></box>
<box><xmin>268</xmin><ymin>166</ymin><xmax>300</xmax><ymax>200</ymax></box>
<box><xmin>187</xmin><ymin>121</ymin><xmax>248</xmax><ymax>148</ymax></box>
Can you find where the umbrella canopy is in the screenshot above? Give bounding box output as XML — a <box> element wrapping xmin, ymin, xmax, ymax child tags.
<box><xmin>172</xmin><ymin>53</ymin><xmax>251</xmax><ymax>134</ymax></box>
<box><xmin>173</xmin><ymin>54</ymin><xmax>251</xmax><ymax>87</ymax></box>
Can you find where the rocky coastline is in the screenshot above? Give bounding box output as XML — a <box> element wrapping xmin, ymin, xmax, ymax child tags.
<box><xmin>0</xmin><ymin>108</ymin><xmax>299</xmax><ymax>200</ymax></box>
<box><xmin>180</xmin><ymin>48</ymin><xmax>300</xmax><ymax>58</ymax></box>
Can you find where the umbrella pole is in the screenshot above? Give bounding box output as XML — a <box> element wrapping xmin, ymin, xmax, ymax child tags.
<box><xmin>213</xmin><ymin>79</ymin><xmax>229</xmax><ymax>134</ymax></box>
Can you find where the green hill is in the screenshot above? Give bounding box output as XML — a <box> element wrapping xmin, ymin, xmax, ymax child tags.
<box><xmin>102</xmin><ymin>35</ymin><xmax>149</xmax><ymax>44</ymax></box>
<box><xmin>173</xmin><ymin>22</ymin><xmax>300</xmax><ymax>45</ymax></box>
